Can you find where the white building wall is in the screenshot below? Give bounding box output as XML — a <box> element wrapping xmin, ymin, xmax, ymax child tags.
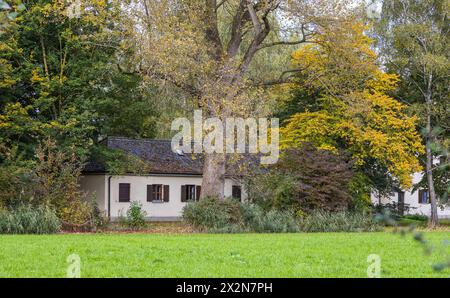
<box><xmin>371</xmin><ymin>172</ymin><xmax>450</xmax><ymax>218</ymax></box>
<box><xmin>80</xmin><ymin>174</ymin><xmax>246</xmax><ymax>220</ymax></box>
<box><xmin>79</xmin><ymin>175</ymin><xmax>107</xmax><ymax>210</ymax></box>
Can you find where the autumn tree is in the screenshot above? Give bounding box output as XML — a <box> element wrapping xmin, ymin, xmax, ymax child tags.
<box><xmin>125</xmin><ymin>0</ymin><xmax>356</xmax><ymax>199</ymax></box>
<box><xmin>280</xmin><ymin>22</ymin><xmax>424</xmax><ymax>193</ymax></box>
<box><xmin>374</xmin><ymin>0</ymin><xmax>449</xmax><ymax>227</ymax></box>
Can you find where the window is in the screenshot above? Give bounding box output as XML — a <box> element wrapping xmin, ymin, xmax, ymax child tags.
<box><xmin>118</xmin><ymin>183</ymin><xmax>130</xmax><ymax>202</ymax></box>
<box><xmin>186</xmin><ymin>185</ymin><xmax>196</xmax><ymax>201</ymax></box>
<box><xmin>181</xmin><ymin>185</ymin><xmax>201</xmax><ymax>202</ymax></box>
<box><xmin>418</xmin><ymin>189</ymin><xmax>429</xmax><ymax>204</ymax></box>
<box><xmin>147</xmin><ymin>185</ymin><xmax>170</xmax><ymax>202</ymax></box>
<box><xmin>232</xmin><ymin>185</ymin><xmax>242</xmax><ymax>201</ymax></box>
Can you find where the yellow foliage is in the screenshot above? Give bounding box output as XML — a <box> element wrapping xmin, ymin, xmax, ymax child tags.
<box><xmin>282</xmin><ymin>22</ymin><xmax>424</xmax><ymax>188</ymax></box>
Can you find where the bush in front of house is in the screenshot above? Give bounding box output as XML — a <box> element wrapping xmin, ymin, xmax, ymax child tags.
<box><xmin>241</xmin><ymin>203</ymin><xmax>299</xmax><ymax>233</ymax></box>
<box><xmin>182</xmin><ymin>197</ymin><xmax>244</xmax><ymax>232</ymax></box>
<box><xmin>0</xmin><ymin>205</ymin><xmax>61</xmax><ymax>234</ymax></box>
<box><xmin>298</xmin><ymin>210</ymin><xmax>382</xmax><ymax>232</ymax></box>
<box><xmin>123</xmin><ymin>201</ymin><xmax>147</xmax><ymax>230</ymax></box>
<box><xmin>182</xmin><ymin>198</ymin><xmax>299</xmax><ymax>233</ymax></box>
<box><xmin>246</xmin><ymin>144</ymin><xmax>355</xmax><ymax>213</ymax></box>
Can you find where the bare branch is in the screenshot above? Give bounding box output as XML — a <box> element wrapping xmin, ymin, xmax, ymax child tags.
<box><xmin>257</xmin><ymin>68</ymin><xmax>304</xmax><ymax>86</ymax></box>
<box><xmin>216</xmin><ymin>0</ymin><xmax>227</xmax><ymax>10</ymax></box>
<box><xmin>237</xmin><ymin>1</ymin><xmax>279</xmax><ymax>74</ymax></box>
<box><xmin>257</xmin><ymin>39</ymin><xmax>309</xmax><ymax>50</ymax></box>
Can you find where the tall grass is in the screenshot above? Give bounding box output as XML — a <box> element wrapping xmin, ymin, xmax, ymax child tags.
<box><xmin>183</xmin><ymin>198</ymin><xmax>299</xmax><ymax>233</ymax></box>
<box><xmin>298</xmin><ymin>211</ymin><xmax>382</xmax><ymax>232</ymax></box>
<box><xmin>0</xmin><ymin>205</ymin><xmax>61</xmax><ymax>234</ymax></box>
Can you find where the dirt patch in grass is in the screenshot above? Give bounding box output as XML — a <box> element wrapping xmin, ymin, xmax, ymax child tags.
<box><xmin>61</xmin><ymin>221</ymin><xmax>196</xmax><ymax>234</ymax></box>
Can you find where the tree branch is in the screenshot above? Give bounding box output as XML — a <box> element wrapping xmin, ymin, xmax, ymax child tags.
<box><xmin>216</xmin><ymin>0</ymin><xmax>227</xmax><ymax>10</ymax></box>
<box><xmin>256</xmin><ymin>68</ymin><xmax>308</xmax><ymax>86</ymax></box>
<box><xmin>237</xmin><ymin>0</ymin><xmax>279</xmax><ymax>74</ymax></box>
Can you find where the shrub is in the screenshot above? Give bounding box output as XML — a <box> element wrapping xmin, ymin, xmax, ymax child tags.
<box><xmin>298</xmin><ymin>211</ymin><xmax>382</xmax><ymax>232</ymax></box>
<box><xmin>183</xmin><ymin>198</ymin><xmax>299</xmax><ymax>233</ymax></box>
<box><xmin>182</xmin><ymin>197</ymin><xmax>244</xmax><ymax>232</ymax></box>
<box><xmin>246</xmin><ymin>172</ymin><xmax>299</xmax><ymax>212</ymax></box>
<box><xmin>89</xmin><ymin>200</ymin><xmax>109</xmax><ymax>230</ymax></box>
<box><xmin>125</xmin><ymin>201</ymin><xmax>147</xmax><ymax>230</ymax></box>
<box><xmin>246</xmin><ymin>144</ymin><xmax>354</xmax><ymax>213</ymax></box>
<box><xmin>241</xmin><ymin>203</ymin><xmax>299</xmax><ymax>233</ymax></box>
<box><xmin>0</xmin><ymin>205</ymin><xmax>61</xmax><ymax>234</ymax></box>
<box><xmin>59</xmin><ymin>199</ymin><xmax>92</xmax><ymax>226</ymax></box>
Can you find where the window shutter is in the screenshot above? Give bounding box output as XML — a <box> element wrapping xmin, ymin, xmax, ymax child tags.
<box><xmin>196</xmin><ymin>185</ymin><xmax>201</xmax><ymax>201</ymax></box>
<box><xmin>119</xmin><ymin>183</ymin><xmax>130</xmax><ymax>202</ymax></box>
<box><xmin>181</xmin><ymin>185</ymin><xmax>187</xmax><ymax>202</ymax></box>
<box><xmin>163</xmin><ymin>185</ymin><xmax>170</xmax><ymax>202</ymax></box>
<box><xmin>418</xmin><ymin>189</ymin><xmax>423</xmax><ymax>203</ymax></box>
<box><xmin>147</xmin><ymin>185</ymin><xmax>154</xmax><ymax>202</ymax></box>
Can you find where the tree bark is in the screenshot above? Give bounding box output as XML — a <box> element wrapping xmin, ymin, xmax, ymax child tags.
<box><xmin>425</xmin><ymin>99</ymin><xmax>439</xmax><ymax>228</ymax></box>
<box><xmin>201</xmin><ymin>152</ymin><xmax>226</xmax><ymax>199</ymax></box>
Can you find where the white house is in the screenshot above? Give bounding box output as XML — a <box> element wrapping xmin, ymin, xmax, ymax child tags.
<box><xmin>80</xmin><ymin>137</ymin><xmax>247</xmax><ymax>221</ymax></box>
<box><xmin>371</xmin><ymin>171</ymin><xmax>450</xmax><ymax>218</ymax></box>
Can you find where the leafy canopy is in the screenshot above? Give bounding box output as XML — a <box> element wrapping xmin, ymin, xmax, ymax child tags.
<box><xmin>281</xmin><ymin>22</ymin><xmax>423</xmax><ymax>188</ymax></box>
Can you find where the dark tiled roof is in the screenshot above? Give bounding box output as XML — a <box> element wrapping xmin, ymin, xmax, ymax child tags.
<box><xmin>84</xmin><ymin>136</ymin><xmax>259</xmax><ymax>176</ymax></box>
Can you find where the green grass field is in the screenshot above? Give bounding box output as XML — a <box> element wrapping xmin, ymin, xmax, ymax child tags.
<box><xmin>0</xmin><ymin>232</ymin><xmax>449</xmax><ymax>277</ymax></box>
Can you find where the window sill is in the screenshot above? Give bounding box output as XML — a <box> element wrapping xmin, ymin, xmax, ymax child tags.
<box><xmin>150</xmin><ymin>200</ymin><xmax>165</xmax><ymax>203</ymax></box>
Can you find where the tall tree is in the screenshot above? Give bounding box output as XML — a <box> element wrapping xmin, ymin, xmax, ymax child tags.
<box><xmin>375</xmin><ymin>0</ymin><xmax>449</xmax><ymax>227</ymax></box>
<box><xmin>280</xmin><ymin>21</ymin><xmax>424</xmax><ymax>192</ymax></box>
<box><xmin>126</xmin><ymin>0</ymin><xmax>355</xmax><ymax>199</ymax></box>
<box><xmin>0</xmin><ymin>0</ymin><xmax>158</xmax><ymax>159</ymax></box>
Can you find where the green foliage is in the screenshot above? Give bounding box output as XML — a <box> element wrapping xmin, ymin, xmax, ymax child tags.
<box><xmin>348</xmin><ymin>173</ymin><xmax>373</xmax><ymax>211</ymax></box>
<box><xmin>0</xmin><ymin>205</ymin><xmax>60</xmax><ymax>234</ymax></box>
<box><xmin>0</xmin><ymin>0</ymin><xmax>25</xmax><ymax>34</ymax></box>
<box><xmin>298</xmin><ymin>211</ymin><xmax>382</xmax><ymax>233</ymax></box>
<box><xmin>183</xmin><ymin>197</ymin><xmax>299</xmax><ymax>233</ymax></box>
<box><xmin>0</xmin><ymin>145</ymin><xmax>37</xmax><ymax>208</ymax></box>
<box><xmin>124</xmin><ymin>201</ymin><xmax>147</xmax><ymax>230</ymax></box>
<box><xmin>241</xmin><ymin>203</ymin><xmax>299</xmax><ymax>233</ymax></box>
<box><xmin>182</xmin><ymin>197</ymin><xmax>244</xmax><ymax>232</ymax></box>
<box><xmin>375</xmin><ymin>0</ymin><xmax>449</xmax><ymax>210</ymax></box>
<box><xmin>246</xmin><ymin>171</ymin><xmax>298</xmax><ymax>212</ymax></box>
<box><xmin>89</xmin><ymin>200</ymin><xmax>108</xmax><ymax>230</ymax></box>
<box><xmin>0</xmin><ymin>0</ymin><xmax>158</xmax><ymax>162</ymax></box>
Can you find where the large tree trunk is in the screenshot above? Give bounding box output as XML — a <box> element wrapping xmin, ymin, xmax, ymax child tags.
<box><xmin>201</xmin><ymin>153</ymin><xmax>226</xmax><ymax>199</ymax></box>
<box><xmin>425</xmin><ymin>101</ymin><xmax>439</xmax><ymax>228</ymax></box>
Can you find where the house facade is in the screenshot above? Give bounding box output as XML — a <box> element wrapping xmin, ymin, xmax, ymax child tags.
<box><xmin>80</xmin><ymin>137</ymin><xmax>247</xmax><ymax>220</ymax></box>
<box><xmin>371</xmin><ymin>171</ymin><xmax>450</xmax><ymax>218</ymax></box>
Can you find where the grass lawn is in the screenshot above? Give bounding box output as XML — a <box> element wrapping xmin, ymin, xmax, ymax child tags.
<box><xmin>0</xmin><ymin>231</ymin><xmax>449</xmax><ymax>278</ymax></box>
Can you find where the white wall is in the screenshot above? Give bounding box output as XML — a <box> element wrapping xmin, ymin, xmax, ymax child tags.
<box><xmin>371</xmin><ymin>172</ymin><xmax>450</xmax><ymax>218</ymax></box>
<box><xmin>80</xmin><ymin>174</ymin><xmax>246</xmax><ymax>220</ymax></box>
<box><xmin>79</xmin><ymin>175</ymin><xmax>107</xmax><ymax>210</ymax></box>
